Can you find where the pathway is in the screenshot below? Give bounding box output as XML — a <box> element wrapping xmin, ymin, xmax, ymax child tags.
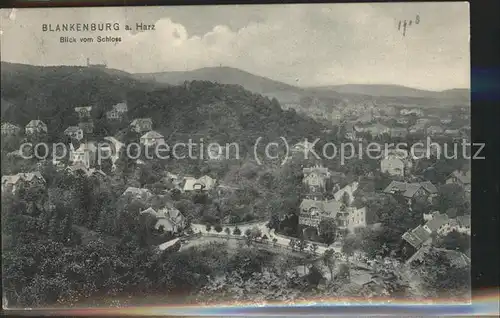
<box><xmin>189</xmin><ymin>222</ymin><xmax>341</xmax><ymax>256</ymax></box>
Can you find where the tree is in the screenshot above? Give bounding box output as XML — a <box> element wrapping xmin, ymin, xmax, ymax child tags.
<box><xmin>322</xmin><ymin>249</ymin><xmax>336</xmax><ymax>280</ymax></box>
<box><xmin>267</xmin><ymin>213</ymin><xmax>280</xmax><ymax>230</ymax></box>
<box><xmin>243</xmin><ymin>228</ymin><xmax>253</xmax><ymax>246</ymax></box>
<box><xmin>224</xmin><ymin>227</ymin><xmax>231</xmax><ymax>237</ymax></box>
<box><xmin>436</xmin><ymin>184</ymin><xmax>467</xmax><ymax>215</ymax></box>
<box><xmin>249</xmin><ymin>226</ymin><xmax>262</xmax><ymax>241</ymax></box>
<box><xmin>418</xmin><ymin>248</ymin><xmax>470</xmax><ymax>298</ymax></box>
<box><xmin>446</xmin><ymin>207</ymin><xmax>458</xmax><ymax>218</ymax></box>
<box><xmin>306</xmin><ymin>265</ymin><xmax>324</xmax><ymax>287</ymax></box>
<box><xmin>310</xmin><ymin>243</ymin><xmax>318</xmax><ymax>255</ymax></box>
<box><xmin>99</xmin><ymin>157</ymin><xmax>114</xmax><ymax>175</ymax></box>
<box><xmin>214</xmin><ymin>224</ymin><xmax>223</xmax><ymax>233</ymax></box>
<box><xmin>342</xmin><ymin>234</ymin><xmax>362</xmax><ymax>256</ymax></box>
<box><xmin>261</xmin><ymin>234</ymin><xmax>269</xmax><ymax>244</ymax></box>
<box><xmin>318</xmin><ymin>218</ymin><xmax>337</xmax><ymax>245</ymax></box>
<box><xmin>337</xmin><ymin>263</ymin><xmax>350</xmax><ymax>282</ymax></box>
<box><xmin>205</xmin><ymin>224</ymin><xmax>212</xmax><ymax>232</ymax></box>
<box><xmin>368</xmin><ymin>194</ymin><xmax>416</xmax><ymax>232</ymax></box>
<box><xmin>61</xmin><ymin>215</ymin><xmax>73</xmax><ymax>243</ymax></box>
<box><xmin>233</xmin><ymin>227</ymin><xmax>241</xmax><ymax>236</ymax></box>
<box><xmin>288</xmin><ymin>238</ymin><xmax>297</xmax><ymax>251</ymax></box>
<box><xmin>272</xmin><ymin>237</ymin><xmax>278</xmax><ymax>247</ymax></box>
<box><xmin>341</xmin><ymin>192</ymin><xmax>351</xmax><ymax>207</ymax></box>
<box><xmin>298</xmin><ymin>238</ymin><xmax>307</xmax><ymax>252</ymax></box>
<box><xmin>435</xmin><ymin>230</ymin><xmax>470</xmax><ymax>253</ymax></box>
<box><xmin>48</xmin><ymin>216</ymin><xmax>59</xmax><ymax>241</ymax></box>
<box><xmin>412</xmin><ymin>196</ymin><xmax>434</xmax><ymax>218</ymax></box>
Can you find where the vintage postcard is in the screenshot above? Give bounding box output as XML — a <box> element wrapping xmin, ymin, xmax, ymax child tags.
<box><xmin>1</xmin><ymin>2</ymin><xmax>472</xmax><ymax>312</ymax></box>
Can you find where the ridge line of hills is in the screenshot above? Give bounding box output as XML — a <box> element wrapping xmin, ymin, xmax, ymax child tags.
<box><xmin>0</xmin><ymin>61</ymin><xmax>326</xmax><ymax>145</ymax></box>
<box><xmin>2</xmin><ymin>62</ymin><xmax>469</xmax><ymax>103</ymax></box>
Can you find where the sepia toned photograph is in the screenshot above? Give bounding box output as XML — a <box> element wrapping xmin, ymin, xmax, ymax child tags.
<box><xmin>1</xmin><ymin>2</ymin><xmax>472</xmax><ymax>311</ymax></box>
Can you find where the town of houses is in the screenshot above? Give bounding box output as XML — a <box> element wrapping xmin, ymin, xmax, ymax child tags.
<box><xmin>1</xmin><ymin>98</ymin><xmax>471</xmax><ymax>271</ymax></box>
<box><xmin>0</xmin><ymin>1</ymin><xmax>478</xmax><ymax>308</ymax></box>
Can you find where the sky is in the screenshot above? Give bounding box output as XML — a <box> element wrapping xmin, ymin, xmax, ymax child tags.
<box><xmin>0</xmin><ymin>3</ymin><xmax>470</xmax><ymax>91</ymax></box>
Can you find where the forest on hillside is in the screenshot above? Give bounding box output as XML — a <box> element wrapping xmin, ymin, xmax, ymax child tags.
<box><xmin>1</xmin><ymin>63</ymin><xmax>324</xmax><ymax>148</ymax></box>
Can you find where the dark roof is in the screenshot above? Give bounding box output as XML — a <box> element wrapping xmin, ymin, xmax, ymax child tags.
<box><xmin>383</xmin><ymin>181</ymin><xmax>420</xmax><ymax>198</ymax></box>
<box><xmin>449</xmin><ymin>170</ymin><xmax>471</xmax><ymax>185</ymax></box>
<box><xmin>383</xmin><ymin>181</ymin><xmax>438</xmax><ymax>198</ymax></box>
<box><xmin>403</xmin><ymin>183</ymin><xmax>423</xmax><ymax>198</ymax></box>
<box><xmin>402</xmin><ymin>225</ymin><xmax>431</xmax><ymax>249</ymax></box>
<box><xmin>299</xmin><ymin>199</ymin><xmax>342</xmax><ymax>218</ymax></box>
<box><xmin>411</xmin><ymin>247</ymin><xmax>471</xmax><ymax>268</ymax></box>
<box><xmin>420</xmin><ymin>181</ymin><xmax>438</xmax><ymax>194</ymax></box>
<box><xmin>437</xmin><ymin>248</ymin><xmax>471</xmax><ymax>268</ymax></box>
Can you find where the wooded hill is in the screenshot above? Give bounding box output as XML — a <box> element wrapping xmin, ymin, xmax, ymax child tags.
<box><xmin>1</xmin><ymin>62</ymin><xmax>324</xmax><ymax>146</ymax></box>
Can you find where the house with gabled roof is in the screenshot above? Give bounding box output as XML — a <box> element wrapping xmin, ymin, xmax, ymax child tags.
<box><xmin>446</xmin><ymin>169</ymin><xmax>471</xmax><ymax>195</ymax></box>
<box><xmin>25</xmin><ymin>120</ymin><xmax>47</xmax><ymax>135</ymax></box>
<box><xmin>157</xmin><ymin>206</ymin><xmax>186</xmax><ymax>232</ymax></box>
<box><xmin>183</xmin><ymin>175</ymin><xmax>217</xmax><ymax>192</ymax></box>
<box><xmin>419</xmin><ymin>181</ymin><xmax>438</xmax><ymax>196</ymax></box>
<box><xmin>383</xmin><ymin>180</ymin><xmax>438</xmax><ymax>205</ymax></box>
<box><xmin>69</xmin><ymin>142</ymin><xmax>97</xmax><ymax>168</ymax></box>
<box><xmin>334</xmin><ymin>181</ymin><xmax>359</xmax><ymax>205</ymax></box>
<box><xmin>140</xmin><ymin>131</ymin><xmax>165</xmax><ymax>147</ymax></box>
<box><xmin>2</xmin><ymin>172</ymin><xmax>46</xmax><ymax>193</ymax></box>
<box><xmin>122</xmin><ymin>187</ymin><xmax>153</xmax><ymax>200</ymax></box>
<box><xmin>402</xmin><ymin>225</ymin><xmax>432</xmax><ymax>249</ymax></box>
<box><xmin>106</xmin><ymin>102</ymin><xmax>128</xmax><ymax>120</ymax></box>
<box><xmin>140</xmin><ymin>206</ymin><xmax>186</xmax><ymax>234</ymax></box>
<box><xmin>381</xmin><ymin>148</ymin><xmax>413</xmax><ymax>176</ymax></box>
<box><xmin>303</xmin><ymin>165</ymin><xmax>331</xmax><ymax>199</ymax></box>
<box><xmin>64</xmin><ymin>126</ymin><xmax>84</xmax><ymax>141</ymax></box>
<box><xmin>345</xmin><ymin>205</ymin><xmax>372</xmax><ymax>233</ymax></box>
<box><xmin>66</xmin><ymin>165</ymin><xmax>106</xmax><ymax>178</ymax></box>
<box><xmin>130</xmin><ymin>118</ymin><xmax>153</xmax><ymax>133</ymax></box>
<box><xmin>196</xmin><ymin>175</ymin><xmax>217</xmax><ymax>191</ymax></box>
<box><xmin>403</xmin><ymin>211</ymin><xmax>453</xmax><ymax>252</ymax></box>
<box><xmin>298</xmin><ymin>199</ymin><xmax>343</xmax><ymax>230</ymax></box>
<box><xmin>74</xmin><ymin>106</ymin><xmax>92</xmax><ymax>119</ymax></box>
